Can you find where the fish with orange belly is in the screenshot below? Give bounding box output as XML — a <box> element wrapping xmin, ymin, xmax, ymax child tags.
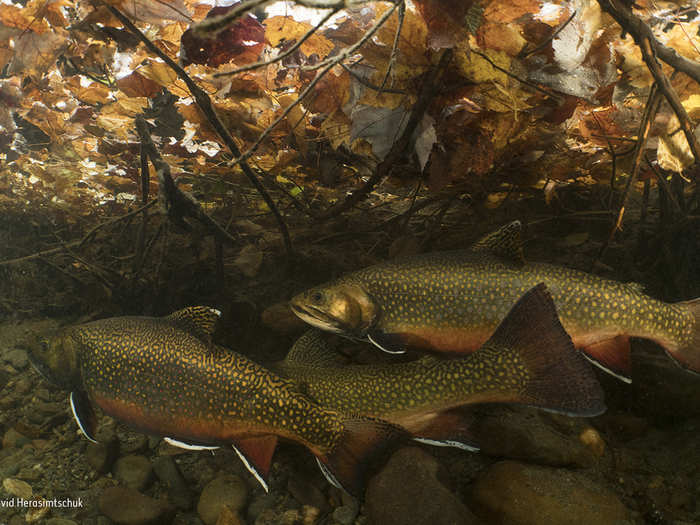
<box><xmin>290</xmin><ymin>221</ymin><xmax>700</xmax><ymax>382</ymax></box>
<box><xmin>28</xmin><ymin>307</ymin><xmax>406</xmax><ymax>495</ymax></box>
<box><xmin>279</xmin><ymin>285</ymin><xmax>606</xmax><ymax>450</ymax></box>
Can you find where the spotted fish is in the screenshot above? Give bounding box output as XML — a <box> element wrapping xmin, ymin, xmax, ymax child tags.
<box><xmin>29</xmin><ymin>307</ymin><xmax>406</xmax><ymax>495</ymax></box>
<box><xmin>280</xmin><ymin>285</ymin><xmax>605</xmax><ymax>450</ymax></box>
<box><xmin>290</xmin><ymin>221</ymin><xmax>700</xmax><ymax>382</ymax></box>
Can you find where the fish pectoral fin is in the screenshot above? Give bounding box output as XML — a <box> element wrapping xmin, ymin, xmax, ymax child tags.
<box><xmin>163</xmin><ymin>437</ymin><xmax>220</xmax><ymax>451</ymax></box>
<box><xmin>412</xmin><ymin>437</ymin><xmax>480</xmax><ymax>452</ymax></box>
<box><xmin>70</xmin><ymin>391</ymin><xmax>98</xmax><ymax>443</ymax></box>
<box><xmin>367</xmin><ymin>331</ymin><xmax>407</xmax><ymax>355</ymax></box>
<box><xmin>165</xmin><ymin>306</ymin><xmax>221</xmax><ymax>344</ymax></box>
<box><xmin>231</xmin><ymin>435</ymin><xmax>278</xmax><ymax>493</ymax></box>
<box><xmin>579</xmin><ymin>335</ymin><xmax>632</xmax><ymax>384</ymax></box>
<box><xmin>470</xmin><ymin>220</ymin><xmax>525</xmax><ymax>265</ymax></box>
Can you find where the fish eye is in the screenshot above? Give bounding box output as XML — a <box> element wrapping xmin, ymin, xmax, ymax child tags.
<box><xmin>40</xmin><ymin>340</ymin><xmax>49</xmax><ymax>351</ymax></box>
<box><xmin>310</xmin><ymin>291</ymin><xmax>324</xmax><ymax>304</ymax></box>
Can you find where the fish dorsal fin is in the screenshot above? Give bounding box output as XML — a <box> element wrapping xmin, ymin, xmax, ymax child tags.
<box><xmin>624</xmin><ymin>282</ymin><xmax>645</xmax><ymax>294</ymax></box>
<box><xmin>165</xmin><ymin>306</ymin><xmax>221</xmax><ymax>343</ymax></box>
<box><xmin>284</xmin><ymin>330</ymin><xmax>346</xmax><ymax>367</ymax></box>
<box><xmin>70</xmin><ymin>391</ymin><xmax>98</xmax><ymax>443</ymax></box>
<box><xmin>231</xmin><ymin>435</ymin><xmax>278</xmax><ymax>493</ymax></box>
<box><xmin>470</xmin><ymin>220</ymin><xmax>525</xmax><ymax>265</ymax></box>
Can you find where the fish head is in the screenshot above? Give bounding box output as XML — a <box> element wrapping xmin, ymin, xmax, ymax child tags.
<box><xmin>28</xmin><ymin>329</ymin><xmax>82</xmax><ymax>390</ymax></box>
<box><xmin>290</xmin><ymin>283</ymin><xmax>377</xmax><ymax>336</ymax></box>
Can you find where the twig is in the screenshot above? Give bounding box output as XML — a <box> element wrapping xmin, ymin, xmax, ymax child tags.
<box><xmin>135</xmin><ymin>117</ymin><xmax>240</xmax><ymax>246</ymax></box>
<box><xmin>340</xmin><ymin>63</ymin><xmax>406</xmax><ymax>94</ymax></box>
<box><xmin>519</xmin><ymin>9</ymin><xmax>577</xmax><ymax>59</ymax></box>
<box><xmin>78</xmin><ymin>200</ymin><xmax>158</xmax><ymax>249</ymax></box>
<box><xmin>192</xmin><ymin>0</ymin><xmax>272</xmax><ymax>37</ymax></box>
<box><xmin>597</xmin><ymin>0</ymin><xmax>700</xmax><ymax>86</ymax></box>
<box><xmin>105</xmin><ymin>4</ymin><xmax>293</xmax><ymax>258</ymax></box>
<box><xmin>228</xmin><ymin>2</ymin><xmax>400</xmax><ymax>167</ymax></box>
<box><xmin>471</xmin><ymin>49</ymin><xmax>561</xmax><ymax>100</ymax></box>
<box><xmin>317</xmin><ymin>48</ymin><xmax>453</xmax><ymax>220</ymax></box>
<box><xmin>645</xmin><ymin>154</ymin><xmax>683</xmax><ymax>216</ymax></box>
<box><xmin>214</xmin><ymin>8</ymin><xmax>339</xmax><ymax>77</ymax></box>
<box><xmin>379</xmin><ymin>0</ymin><xmax>405</xmax><ymax>92</ymax></box>
<box><xmin>637</xmin><ymin>37</ymin><xmax>700</xmax><ymax>166</ymax></box>
<box><xmin>592</xmin><ymin>84</ymin><xmax>662</xmax><ymax>270</ymax></box>
<box><xmin>301</xmin><ymin>3</ymin><xmax>399</xmax><ymax>72</ymax></box>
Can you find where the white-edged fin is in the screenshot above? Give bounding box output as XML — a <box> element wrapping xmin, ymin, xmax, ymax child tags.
<box><xmin>315</xmin><ymin>457</ymin><xmax>343</xmax><ymax>491</ymax></box>
<box><xmin>70</xmin><ymin>392</ymin><xmax>97</xmax><ymax>444</ymax></box>
<box><xmin>412</xmin><ymin>437</ymin><xmax>480</xmax><ymax>452</ymax></box>
<box><xmin>232</xmin><ymin>444</ymin><xmax>269</xmax><ymax>493</ymax></box>
<box><xmin>163</xmin><ymin>437</ymin><xmax>219</xmax><ymax>451</ymax></box>
<box><xmin>209</xmin><ymin>308</ymin><xmax>222</xmax><ymax>316</ymax></box>
<box><xmin>582</xmin><ymin>353</ymin><xmax>632</xmax><ymax>384</ymax></box>
<box><xmin>367</xmin><ymin>334</ymin><xmax>406</xmax><ymax>355</ymax></box>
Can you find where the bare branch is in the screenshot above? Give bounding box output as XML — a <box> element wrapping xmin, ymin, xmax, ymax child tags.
<box><xmin>214</xmin><ymin>8</ymin><xmax>340</xmax><ymax>78</ymax></box>
<box><xmin>379</xmin><ymin>0</ymin><xmax>405</xmax><ymax>92</ymax></box>
<box><xmin>104</xmin><ymin>3</ymin><xmax>293</xmax><ymax>258</ymax></box>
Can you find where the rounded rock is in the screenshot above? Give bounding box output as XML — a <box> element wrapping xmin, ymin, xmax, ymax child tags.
<box><xmin>197</xmin><ymin>474</ymin><xmax>249</xmax><ymax>525</ymax></box>
<box><xmin>99</xmin><ymin>486</ymin><xmax>175</xmax><ymax>525</ymax></box>
<box><xmin>470</xmin><ymin>460</ymin><xmax>632</xmax><ymax>525</ymax></box>
<box><xmin>114</xmin><ymin>455</ymin><xmax>154</xmax><ymax>491</ymax></box>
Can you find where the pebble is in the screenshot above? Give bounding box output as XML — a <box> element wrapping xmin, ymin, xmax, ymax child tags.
<box><xmin>152</xmin><ymin>456</ymin><xmax>194</xmax><ymax>510</ymax></box>
<box><xmin>287</xmin><ymin>475</ymin><xmax>328</xmax><ymax>512</ymax></box>
<box><xmin>4</xmin><ymin>348</ymin><xmax>28</xmax><ymax>369</ymax></box>
<box><xmin>197</xmin><ymin>475</ymin><xmax>249</xmax><ymax>525</ymax></box>
<box><xmin>332</xmin><ymin>505</ymin><xmax>357</xmax><ymax>525</ymax></box>
<box><xmin>247</xmin><ymin>492</ymin><xmax>277</xmax><ymax>523</ymax></box>
<box><xmin>120</xmin><ymin>434</ymin><xmax>149</xmax><ymax>455</ymax></box>
<box><xmin>3</xmin><ymin>428</ymin><xmax>31</xmax><ymax>448</ymax></box>
<box><xmin>99</xmin><ymin>486</ymin><xmax>175</xmax><ymax>525</ymax></box>
<box><xmin>470</xmin><ymin>460</ymin><xmax>632</xmax><ymax>524</ymax></box>
<box><xmin>301</xmin><ymin>505</ymin><xmax>319</xmax><ymax>525</ymax></box>
<box><xmin>3</xmin><ymin>477</ymin><xmax>32</xmax><ymax>499</ymax></box>
<box><xmin>365</xmin><ymin>447</ymin><xmax>480</xmax><ymax>525</ymax></box>
<box><xmin>114</xmin><ymin>454</ymin><xmax>154</xmax><ymax>491</ymax></box>
<box><xmin>86</xmin><ymin>438</ymin><xmax>120</xmax><ymax>474</ymax></box>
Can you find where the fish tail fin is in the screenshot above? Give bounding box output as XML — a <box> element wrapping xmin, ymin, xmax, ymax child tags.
<box><xmin>487</xmin><ymin>284</ymin><xmax>606</xmax><ymax>417</ymax></box>
<box><xmin>665</xmin><ymin>298</ymin><xmax>700</xmax><ymax>374</ymax></box>
<box><xmin>317</xmin><ymin>417</ymin><xmax>407</xmax><ymax>496</ymax></box>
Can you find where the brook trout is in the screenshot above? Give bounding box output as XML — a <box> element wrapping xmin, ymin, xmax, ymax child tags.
<box><xmin>280</xmin><ymin>285</ymin><xmax>605</xmax><ymax>449</ymax></box>
<box><xmin>29</xmin><ymin>307</ymin><xmax>405</xmax><ymax>495</ymax></box>
<box><xmin>290</xmin><ymin>221</ymin><xmax>700</xmax><ymax>382</ymax></box>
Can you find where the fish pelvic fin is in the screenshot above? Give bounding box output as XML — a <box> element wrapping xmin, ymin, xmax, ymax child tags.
<box><xmin>665</xmin><ymin>298</ymin><xmax>700</xmax><ymax>374</ymax></box>
<box><xmin>318</xmin><ymin>417</ymin><xmax>408</xmax><ymax>497</ymax></box>
<box><xmin>487</xmin><ymin>284</ymin><xmax>606</xmax><ymax>417</ymax></box>
<box><xmin>471</xmin><ymin>220</ymin><xmax>525</xmax><ymax>265</ymax></box>
<box><xmin>165</xmin><ymin>306</ymin><xmax>221</xmax><ymax>345</ymax></box>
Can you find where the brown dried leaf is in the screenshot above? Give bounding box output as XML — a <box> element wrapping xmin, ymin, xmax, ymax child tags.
<box><xmin>265</xmin><ymin>16</ymin><xmax>334</xmax><ymax>57</ymax></box>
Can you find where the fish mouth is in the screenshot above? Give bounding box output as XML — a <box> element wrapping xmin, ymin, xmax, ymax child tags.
<box><xmin>289</xmin><ymin>303</ymin><xmax>348</xmax><ymax>334</ymax></box>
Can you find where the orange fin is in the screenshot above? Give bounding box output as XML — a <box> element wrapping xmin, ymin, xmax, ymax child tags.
<box><xmin>486</xmin><ymin>284</ymin><xmax>606</xmax><ymax>417</ymax></box>
<box><xmin>318</xmin><ymin>417</ymin><xmax>407</xmax><ymax>497</ymax></box>
<box><xmin>579</xmin><ymin>335</ymin><xmax>631</xmax><ymax>383</ymax></box>
<box><xmin>231</xmin><ymin>435</ymin><xmax>278</xmax><ymax>493</ymax></box>
<box><xmin>666</xmin><ymin>298</ymin><xmax>700</xmax><ymax>374</ymax></box>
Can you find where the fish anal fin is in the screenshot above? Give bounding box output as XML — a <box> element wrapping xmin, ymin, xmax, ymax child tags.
<box><xmin>410</xmin><ymin>410</ymin><xmax>480</xmax><ymax>452</ymax></box>
<box><xmin>470</xmin><ymin>220</ymin><xmax>525</xmax><ymax>265</ymax></box>
<box><xmin>578</xmin><ymin>335</ymin><xmax>631</xmax><ymax>383</ymax></box>
<box><xmin>486</xmin><ymin>284</ymin><xmax>606</xmax><ymax>417</ymax></box>
<box><xmin>319</xmin><ymin>417</ymin><xmax>407</xmax><ymax>496</ymax></box>
<box><xmin>165</xmin><ymin>306</ymin><xmax>221</xmax><ymax>344</ymax></box>
<box><xmin>231</xmin><ymin>435</ymin><xmax>278</xmax><ymax>492</ymax></box>
<box><xmin>70</xmin><ymin>391</ymin><xmax>98</xmax><ymax>443</ymax></box>
<box><xmin>367</xmin><ymin>331</ymin><xmax>407</xmax><ymax>355</ymax></box>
